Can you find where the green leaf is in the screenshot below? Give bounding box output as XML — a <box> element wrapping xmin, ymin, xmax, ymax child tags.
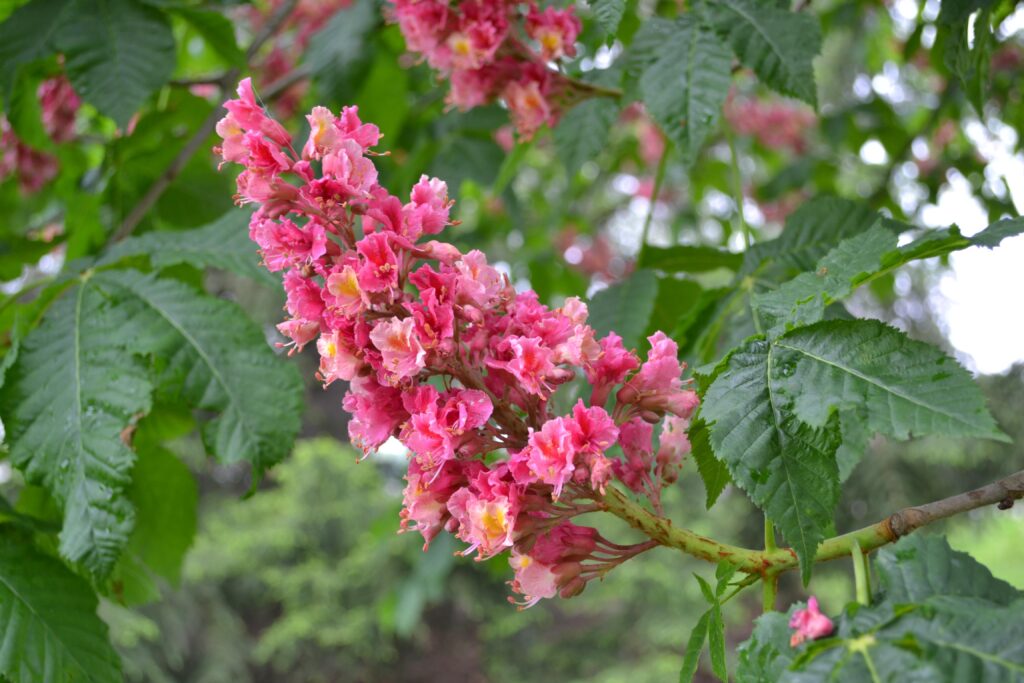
<box><xmin>0</xmin><ymin>235</ymin><xmax>54</xmax><ymax>280</ymax></box>
<box><xmin>775</xmin><ymin>319</ymin><xmax>1006</xmax><ymax>442</ymax></box>
<box><xmin>639</xmin><ymin>245</ymin><xmax>743</xmax><ymax>274</ymax></box>
<box><xmin>305</xmin><ymin>0</ymin><xmax>377</xmax><ymax>76</ymax></box>
<box><xmin>623</xmin><ymin>18</ymin><xmax>676</xmax><ymax>82</ymax></box>
<box><xmin>0</xmin><ymin>531</ymin><xmax>123</xmax><ymax>683</ymax></box>
<box><xmin>706</xmin><ymin>0</ymin><xmax>821</xmax><ymax>106</ymax></box>
<box><xmin>593</xmin><ymin>0</ymin><xmax>626</xmax><ymax>35</ymax></box>
<box><xmin>124</xmin><ymin>442</ymin><xmax>197</xmax><ymax>586</ymax></box>
<box><xmin>0</xmin><ymin>278</ymin><xmax>155</xmax><ymax>577</ymax></box>
<box><xmin>93</xmin><ymin>269</ymin><xmax>303</xmax><ymax>471</ymax></box>
<box><xmin>173</xmin><ymin>7</ymin><xmax>244</xmax><ymax>66</ymax></box>
<box><xmin>688</xmin><ymin>418</ymin><xmax>732</xmax><ymax>508</ymax></box>
<box><xmin>0</xmin><ymin>0</ymin><xmax>69</xmax><ymax>93</ymax></box>
<box><xmin>100</xmin><ymin>209</ymin><xmax>276</xmax><ymax>285</ymax></box>
<box><xmin>874</xmin><ymin>535</ymin><xmax>1019</xmax><ymax>605</ymax></box>
<box><xmin>554</xmin><ymin>98</ymin><xmax>619</xmax><ymax>175</ymax></box>
<box><xmin>738</xmin><ymin>536</ymin><xmax>1024</xmax><ymax>682</ymax></box>
<box><xmin>702</xmin><ymin>338</ymin><xmax>841</xmax><ymax>582</ymax></box>
<box><xmin>679</xmin><ymin>610</ymin><xmax>710</xmax><ymax>683</ymax></box>
<box><xmin>708</xmin><ymin>601</ymin><xmax>728</xmax><ymax>680</ymax></box>
<box><xmin>646</xmin><ymin>277</ymin><xmax>703</xmax><ymax>344</ymax></box>
<box><xmin>588</xmin><ymin>268</ymin><xmax>659</xmax><ymax>351</ymax></box>
<box><xmin>54</xmin><ymin>0</ymin><xmax>176</xmax><ymax>127</ymax></box>
<box><xmin>754</xmin><ymin>222</ymin><xmax>895</xmax><ymax>336</ymax></box>
<box><xmin>736</xmin><ymin>612</ymin><xmax>794</xmax><ymax>683</ymax></box>
<box><xmin>640</xmin><ymin>19</ymin><xmax>732</xmax><ymax>165</ymax></box>
<box><xmin>740</xmin><ymin>196</ymin><xmax>881</xmax><ymax>278</ymax></box>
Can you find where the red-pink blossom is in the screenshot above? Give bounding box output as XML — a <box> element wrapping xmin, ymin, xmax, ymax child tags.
<box><xmin>789</xmin><ymin>597</ymin><xmax>834</xmax><ymax>646</ymax></box>
<box><xmin>525</xmin><ymin>4</ymin><xmax>580</xmax><ymax>61</ymax></box>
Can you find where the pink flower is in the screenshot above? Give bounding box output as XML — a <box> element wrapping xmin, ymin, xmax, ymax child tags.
<box><xmin>276</xmin><ymin>318</ymin><xmax>319</xmax><ymax>353</ymax></box>
<box><xmin>447</xmin><ymin>469</ymin><xmax>521</xmax><ymax>559</ymax></box>
<box><xmin>509</xmin><ymin>522</ymin><xmax>597</xmax><ymax>607</ymax></box>
<box><xmin>401</xmin><ymin>459</ymin><xmax>482</xmax><ymax>549</ymax></box>
<box><xmin>303</xmin><ymin>106</ymin><xmax>342</xmax><ymax>159</ymax></box>
<box><xmin>370</xmin><ymin>316</ymin><xmax>426</xmax><ymax>382</ymax></box>
<box><xmin>518</xmin><ymin>417</ymin><xmax>576</xmax><ymax>498</ymax></box>
<box><xmin>323</xmin><ymin>139</ymin><xmax>379</xmax><ymax>197</ymax></box>
<box><xmin>283</xmin><ymin>270</ymin><xmax>324</xmax><ymax>322</ymax></box>
<box><xmin>585</xmin><ymin>333</ymin><xmax>640</xmax><ymax>407</ymax></box>
<box><xmin>488</xmin><ymin>336</ymin><xmax>555</xmax><ymax>397</ymax></box>
<box><xmin>454</xmin><ymin>250</ymin><xmax>506</xmax><ymax>308</ymax></box>
<box><xmin>316</xmin><ymin>329</ymin><xmax>363</xmax><ymax>385</ymax></box>
<box><xmin>617</xmin><ymin>332</ymin><xmax>699</xmax><ymax>419</ymax></box>
<box><xmin>323</xmin><ymin>264</ymin><xmax>365</xmax><ymax>317</ymax></box>
<box><xmin>249</xmin><ymin>216</ymin><xmax>327</xmax><ymax>271</ymax></box>
<box><xmin>525</xmin><ymin>5</ymin><xmax>580</xmax><ymax>61</ymax></box>
<box><xmin>343</xmin><ymin>375</ymin><xmax>407</xmax><ymax>452</ymax></box>
<box><xmin>656</xmin><ymin>415</ymin><xmax>691</xmax><ymax>484</ymax></box>
<box><xmin>789</xmin><ymin>597</ymin><xmax>834</xmax><ymax>646</ymax></box>
<box><xmin>405</xmin><ymin>175</ymin><xmax>452</xmax><ymax>236</ymax></box>
<box><xmin>504</xmin><ymin>76</ymin><xmax>552</xmax><ymax>139</ymax></box>
<box><xmin>356</xmin><ymin>231</ymin><xmax>399</xmax><ymax>292</ymax></box>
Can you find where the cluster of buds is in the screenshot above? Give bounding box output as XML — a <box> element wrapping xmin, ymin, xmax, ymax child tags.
<box><xmin>789</xmin><ymin>597</ymin><xmax>834</xmax><ymax>646</ymax></box>
<box><xmin>216</xmin><ymin>79</ymin><xmax>699</xmax><ymax>606</ymax></box>
<box><xmin>724</xmin><ymin>94</ymin><xmax>816</xmax><ymax>155</ymax></box>
<box><xmin>387</xmin><ymin>0</ymin><xmax>582</xmax><ymax>138</ymax></box>
<box><xmin>0</xmin><ymin>76</ymin><xmax>80</xmax><ymax>193</ymax></box>
<box><xmin>241</xmin><ymin>0</ymin><xmax>354</xmax><ymax>117</ymax></box>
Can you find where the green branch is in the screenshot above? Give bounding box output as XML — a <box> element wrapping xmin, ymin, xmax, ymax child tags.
<box><xmin>600</xmin><ymin>467</ymin><xmax>1024</xmax><ymax>576</ymax></box>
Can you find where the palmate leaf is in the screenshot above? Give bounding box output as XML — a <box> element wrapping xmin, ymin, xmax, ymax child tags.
<box><xmin>687</xmin><ymin>418</ymin><xmax>732</xmax><ymax>509</ymax></box>
<box><xmin>640</xmin><ymin>19</ymin><xmax>732</xmax><ymax>165</ymax></box>
<box><xmin>54</xmin><ymin>0</ymin><xmax>176</xmax><ymax>127</ymax></box>
<box><xmin>706</xmin><ymin>0</ymin><xmax>821</xmax><ymax>106</ymax></box>
<box><xmin>94</xmin><ymin>269</ymin><xmax>303</xmax><ymax>472</ymax></box>
<box><xmin>100</xmin><ymin>209</ymin><xmax>276</xmax><ymax>285</ymax></box>
<box><xmin>701</xmin><ymin>339</ymin><xmax>841</xmax><ymax>583</ymax></box>
<box><xmin>701</xmin><ymin>320</ymin><xmax>1003</xmax><ymax>579</ymax></box>
<box><xmin>0</xmin><ymin>269</ymin><xmax>302</xmax><ymax>577</ymax></box>
<box><xmin>0</xmin><ymin>277</ymin><xmax>155</xmax><ymax>577</ymax></box>
<box><xmin>775</xmin><ymin>320</ymin><xmax>1006</xmax><ymax>442</ymax></box>
<box><xmin>0</xmin><ymin>531</ymin><xmax>122</xmax><ymax>683</ymax></box>
<box><xmin>738</xmin><ymin>536</ymin><xmax>1024</xmax><ymax>682</ymax></box>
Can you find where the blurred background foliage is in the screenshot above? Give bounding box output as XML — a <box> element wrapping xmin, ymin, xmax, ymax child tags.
<box><xmin>0</xmin><ymin>0</ymin><xmax>1022</xmax><ymax>679</ymax></box>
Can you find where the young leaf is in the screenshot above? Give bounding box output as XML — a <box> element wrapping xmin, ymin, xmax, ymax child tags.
<box><xmin>100</xmin><ymin>209</ymin><xmax>275</xmax><ymax>285</ymax></box>
<box><xmin>55</xmin><ymin>0</ymin><xmax>176</xmax><ymax>127</ymax></box>
<box><xmin>593</xmin><ymin>0</ymin><xmax>626</xmax><ymax>35</ymax></box>
<box><xmin>679</xmin><ymin>610</ymin><xmax>710</xmax><ymax>683</ymax></box>
<box><xmin>0</xmin><ymin>531</ymin><xmax>123</xmax><ymax>683</ymax></box>
<box><xmin>701</xmin><ymin>339</ymin><xmax>841</xmax><ymax>583</ymax></box>
<box><xmin>708</xmin><ymin>602</ymin><xmax>728</xmax><ymax>681</ymax></box>
<box><xmin>706</xmin><ymin>0</ymin><xmax>821</xmax><ymax>106</ymax></box>
<box><xmin>640</xmin><ymin>19</ymin><xmax>732</xmax><ymax>165</ymax></box>
<box><xmin>587</xmin><ymin>268</ymin><xmax>659</xmax><ymax>351</ymax></box>
<box><xmin>93</xmin><ymin>269</ymin><xmax>304</xmax><ymax>472</ymax></box>
<box><xmin>0</xmin><ymin>279</ymin><xmax>155</xmax><ymax>578</ymax></box>
<box><xmin>775</xmin><ymin>319</ymin><xmax>1007</xmax><ymax>442</ymax></box>
<box><xmin>554</xmin><ymin>98</ymin><xmax>620</xmax><ymax>175</ymax></box>
<box><xmin>735</xmin><ymin>612</ymin><xmax>794</xmax><ymax>683</ymax></box>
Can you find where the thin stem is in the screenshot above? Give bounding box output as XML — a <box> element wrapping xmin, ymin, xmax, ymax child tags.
<box><xmin>725</xmin><ymin>126</ymin><xmax>751</xmax><ymax>250</ymax></box>
<box><xmin>639</xmin><ymin>145</ymin><xmax>670</xmax><ymax>257</ymax></box>
<box><xmin>851</xmin><ymin>540</ymin><xmax>871</xmax><ymax>605</ymax></box>
<box><xmin>599</xmin><ymin>467</ymin><xmax>1024</xmax><ymax>576</ymax></box>
<box><xmin>721</xmin><ymin>573</ymin><xmax>761</xmax><ymax>606</ymax></box>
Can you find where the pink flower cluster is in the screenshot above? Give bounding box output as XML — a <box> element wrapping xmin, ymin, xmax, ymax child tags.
<box><xmin>0</xmin><ymin>76</ymin><xmax>80</xmax><ymax>193</ymax></box>
<box><xmin>724</xmin><ymin>94</ymin><xmax>816</xmax><ymax>155</ymax></box>
<box><xmin>789</xmin><ymin>597</ymin><xmax>834</xmax><ymax>646</ymax></box>
<box><xmin>388</xmin><ymin>0</ymin><xmax>581</xmax><ymax>138</ymax></box>
<box><xmin>216</xmin><ymin>79</ymin><xmax>699</xmax><ymax>606</ymax></box>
